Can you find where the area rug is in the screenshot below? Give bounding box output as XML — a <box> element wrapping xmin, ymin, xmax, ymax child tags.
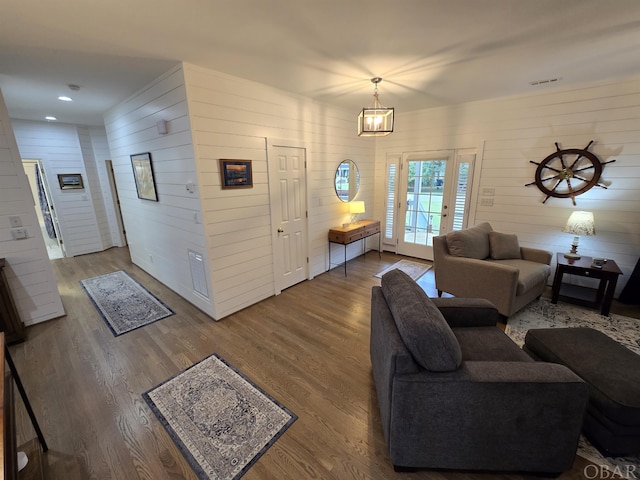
<box><xmin>374</xmin><ymin>259</ymin><xmax>432</xmax><ymax>280</ymax></box>
<box><xmin>80</xmin><ymin>270</ymin><xmax>174</xmax><ymax>336</ymax></box>
<box><xmin>505</xmin><ymin>298</ymin><xmax>640</xmax><ymax>478</ymax></box>
<box><xmin>143</xmin><ymin>354</ymin><xmax>297</xmax><ymax>480</ymax></box>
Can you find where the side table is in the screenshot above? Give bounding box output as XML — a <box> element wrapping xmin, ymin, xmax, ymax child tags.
<box><xmin>551</xmin><ymin>253</ymin><xmax>623</xmax><ymax>316</ymax></box>
<box><xmin>328</xmin><ymin>220</ymin><xmax>381</xmax><ymax>276</ymax></box>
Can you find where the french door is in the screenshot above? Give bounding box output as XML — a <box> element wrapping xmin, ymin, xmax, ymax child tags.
<box><xmin>389</xmin><ymin>150</ymin><xmax>475</xmax><ymax>260</ymax></box>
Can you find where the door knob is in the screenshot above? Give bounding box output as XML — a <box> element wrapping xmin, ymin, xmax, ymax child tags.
<box><xmin>277</xmin><ymin>227</ymin><xmax>284</xmax><ymax>233</ymax></box>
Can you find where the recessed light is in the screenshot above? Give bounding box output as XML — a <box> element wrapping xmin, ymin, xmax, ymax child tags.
<box><xmin>45</xmin><ymin>116</ymin><xmax>57</xmax><ymax>121</ymax></box>
<box><xmin>58</xmin><ymin>96</ymin><xmax>73</xmax><ymax>102</ymax></box>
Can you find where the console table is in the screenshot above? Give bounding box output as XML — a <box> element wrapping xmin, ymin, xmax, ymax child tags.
<box><xmin>328</xmin><ymin>220</ymin><xmax>381</xmax><ymax>276</ymax></box>
<box><xmin>551</xmin><ymin>253</ymin><xmax>623</xmax><ymax>316</ymax></box>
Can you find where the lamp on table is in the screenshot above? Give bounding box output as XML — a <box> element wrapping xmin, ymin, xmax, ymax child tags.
<box><xmin>562</xmin><ymin>211</ymin><xmax>595</xmax><ymax>260</ymax></box>
<box><xmin>349</xmin><ymin>201</ymin><xmax>365</xmax><ymax>224</ymax></box>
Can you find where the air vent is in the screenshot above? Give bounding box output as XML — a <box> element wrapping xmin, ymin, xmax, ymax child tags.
<box><xmin>529</xmin><ymin>77</ymin><xmax>562</xmax><ymax>86</ymax></box>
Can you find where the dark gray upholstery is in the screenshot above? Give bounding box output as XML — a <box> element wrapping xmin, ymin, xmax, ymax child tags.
<box><xmin>381</xmin><ymin>269</ymin><xmax>461</xmax><ymax>372</ymax></box>
<box><xmin>524</xmin><ymin>327</ymin><xmax>640</xmax><ymax>456</ymax></box>
<box><xmin>370</xmin><ymin>271</ymin><xmax>589</xmax><ymax>474</ymax></box>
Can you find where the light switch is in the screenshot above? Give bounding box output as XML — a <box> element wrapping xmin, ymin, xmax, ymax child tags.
<box><xmin>9</xmin><ymin>215</ymin><xmax>22</xmax><ymax>227</ymax></box>
<box><xmin>11</xmin><ymin>228</ymin><xmax>27</xmax><ymax>240</ymax></box>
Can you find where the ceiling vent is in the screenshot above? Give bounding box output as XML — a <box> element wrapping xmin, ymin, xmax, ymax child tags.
<box><xmin>529</xmin><ymin>77</ymin><xmax>562</xmax><ymax>86</ymax></box>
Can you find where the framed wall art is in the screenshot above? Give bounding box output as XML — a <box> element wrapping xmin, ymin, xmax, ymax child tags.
<box><xmin>219</xmin><ymin>159</ymin><xmax>253</xmax><ymax>189</ymax></box>
<box><xmin>57</xmin><ymin>173</ymin><xmax>84</xmax><ymax>190</ymax></box>
<box><xmin>131</xmin><ymin>152</ymin><xmax>158</xmax><ymax>201</ymax></box>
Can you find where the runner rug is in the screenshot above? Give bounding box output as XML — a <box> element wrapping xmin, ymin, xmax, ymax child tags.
<box><xmin>143</xmin><ymin>354</ymin><xmax>297</xmax><ymax>480</ymax></box>
<box><xmin>505</xmin><ymin>298</ymin><xmax>640</xmax><ymax>479</ymax></box>
<box><xmin>80</xmin><ymin>270</ymin><xmax>174</xmax><ymax>336</ymax></box>
<box><xmin>374</xmin><ymin>259</ymin><xmax>432</xmax><ymax>280</ymax></box>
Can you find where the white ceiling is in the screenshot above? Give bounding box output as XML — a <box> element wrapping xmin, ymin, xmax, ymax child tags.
<box><xmin>1</xmin><ymin>0</ymin><xmax>640</xmax><ymax>126</ymax></box>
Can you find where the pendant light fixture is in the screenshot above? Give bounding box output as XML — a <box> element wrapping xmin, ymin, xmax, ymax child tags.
<box><xmin>358</xmin><ymin>77</ymin><xmax>394</xmax><ymax>136</ymax></box>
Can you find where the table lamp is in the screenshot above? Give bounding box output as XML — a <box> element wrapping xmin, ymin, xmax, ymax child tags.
<box><xmin>561</xmin><ymin>211</ymin><xmax>595</xmax><ymax>259</ymax></box>
<box><xmin>349</xmin><ymin>201</ymin><xmax>365</xmax><ymax>224</ymax></box>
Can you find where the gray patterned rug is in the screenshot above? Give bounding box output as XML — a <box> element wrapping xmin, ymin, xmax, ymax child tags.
<box><xmin>506</xmin><ymin>298</ymin><xmax>640</xmax><ymax>479</ymax></box>
<box><xmin>80</xmin><ymin>270</ymin><xmax>174</xmax><ymax>336</ymax></box>
<box><xmin>143</xmin><ymin>354</ymin><xmax>297</xmax><ymax>480</ymax></box>
<box><xmin>374</xmin><ymin>259</ymin><xmax>432</xmax><ymax>280</ymax></box>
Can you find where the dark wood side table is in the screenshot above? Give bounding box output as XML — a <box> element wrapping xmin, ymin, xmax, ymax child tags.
<box><xmin>328</xmin><ymin>220</ymin><xmax>381</xmax><ymax>276</ymax></box>
<box><xmin>551</xmin><ymin>253</ymin><xmax>623</xmax><ymax>316</ymax></box>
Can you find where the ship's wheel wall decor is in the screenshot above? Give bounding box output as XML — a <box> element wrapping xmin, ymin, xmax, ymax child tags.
<box><xmin>525</xmin><ymin>141</ymin><xmax>616</xmax><ymax>205</ymax></box>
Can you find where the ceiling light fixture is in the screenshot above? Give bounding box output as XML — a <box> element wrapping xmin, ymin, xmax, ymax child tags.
<box><xmin>45</xmin><ymin>116</ymin><xmax>57</xmax><ymax>121</ymax></box>
<box><xmin>58</xmin><ymin>96</ymin><xmax>73</xmax><ymax>102</ymax></box>
<box><xmin>358</xmin><ymin>77</ymin><xmax>394</xmax><ymax>137</ymax></box>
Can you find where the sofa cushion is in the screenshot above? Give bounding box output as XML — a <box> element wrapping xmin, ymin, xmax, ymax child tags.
<box><xmin>487</xmin><ymin>259</ymin><xmax>551</xmax><ymax>295</ymax></box>
<box><xmin>453</xmin><ymin>327</ymin><xmax>533</xmax><ymax>362</ymax></box>
<box><xmin>446</xmin><ymin>222</ymin><xmax>493</xmax><ymax>259</ymax></box>
<box><xmin>489</xmin><ymin>231</ymin><xmax>521</xmax><ymax>260</ymax></box>
<box><xmin>381</xmin><ymin>269</ymin><xmax>462</xmax><ymax>372</ymax></box>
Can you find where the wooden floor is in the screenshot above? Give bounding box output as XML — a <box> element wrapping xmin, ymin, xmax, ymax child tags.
<box><xmin>9</xmin><ymin>247</ymin><xmax>640</xmax><ymax>480</ymax></box>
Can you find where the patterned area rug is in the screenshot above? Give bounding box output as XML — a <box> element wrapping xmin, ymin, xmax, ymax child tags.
<box><xmin>80</xmin><ymin>270</ymin><xmax>174</xmax><ymax>336</ymax></box>
<box><xmin>374</xmin><ymin>259</ymin><xmax>432</xmax><ymax>280</ymax></box>
<box><xmin>505</xmin><ymin>298</ymin><xmax>640</xmax><ymax>478</ymax></box>
<box><xmin>144</xmin><ymin>354</ymin><xmax>297</xmax><ymax>480</ymax></box>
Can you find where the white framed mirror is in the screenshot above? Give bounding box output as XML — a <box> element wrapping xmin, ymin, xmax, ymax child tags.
<box><xmin>335</xmin><ymin>159</ymin><xmax>360</xmax><ymax>202</ymax></box>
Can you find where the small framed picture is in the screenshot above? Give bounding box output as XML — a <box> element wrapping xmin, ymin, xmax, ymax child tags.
<box><xmin>57</xmin><ymin>174</ymin><xmax>84</xmax><ymax>190</ymax></box>
<box><xmin>131</xmin><ymin>152</ymin><xmax>158</xmax><ymax>201</ymax></box>
<box><xmin>219</xmin><ymin>159</ymin><xmax>253</xmax><ymax>189</ymax></box>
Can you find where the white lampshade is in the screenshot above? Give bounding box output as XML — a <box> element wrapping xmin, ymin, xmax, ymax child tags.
<box><xmin>562</xmin><ymin>211</ymin><xmax>595</xmax><ymax>236</ymax></box>
<box><xmin>349</xmin><ymin>201</ymin><xmax>365</xmax><ymax>214</ymax></box>
<box><xmin>561</xmin><ymin>211</ymin><xmax>595</xmax><ymax>259</ymax></box>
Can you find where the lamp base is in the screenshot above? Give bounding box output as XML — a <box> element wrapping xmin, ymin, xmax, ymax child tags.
<box><xmin>564</xmin><ymin>252</ymin><xmax>581</xmax><ymax>260</ymax></box>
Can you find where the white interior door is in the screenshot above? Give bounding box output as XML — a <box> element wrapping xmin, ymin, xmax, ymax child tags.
<box><xmin>267</xmin><ymin>142</ymin><xmax>308</xmax><ymax>293</ymax></box>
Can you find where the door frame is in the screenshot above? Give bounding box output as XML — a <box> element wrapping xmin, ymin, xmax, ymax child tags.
<box><xmin>22</xmin><ymin>158</ymin><xmax>66</xmax><ymax>257</ymax></box>
<box><xmin>105</xmin><ymin>160</ymin><xmax>127</xmax><ymax>247</ymax></box>
<box><xmin>266</xmin><ymin>138</ymin><xmax>311</xmax><ymax>295</ymax></box>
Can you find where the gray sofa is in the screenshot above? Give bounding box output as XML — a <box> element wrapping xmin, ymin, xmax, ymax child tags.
<box><xmin>370</xmin><ymin>269</ymin><xmax>588</xmax><ymax>474</ymax></box>
<box><xmin>433</xmin><ymin>222</ymin><xmax>552</xmax><ymax>318</ymax></box>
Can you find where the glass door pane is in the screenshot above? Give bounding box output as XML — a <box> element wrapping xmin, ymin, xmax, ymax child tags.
<box><xmin>398</xmin><ymin>157</ymin><xmax>451</xmax><ymax>259</ymax></box>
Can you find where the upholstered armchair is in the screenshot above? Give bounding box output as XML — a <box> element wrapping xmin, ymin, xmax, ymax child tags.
<box><xmin>370</xmin><ymin>269</ymin><xmax>588</xmax><ymax>474</ymax></box>
<box><xmin>433</xmin><ymin>222</ymin><xmax>552</xmax><ymax>318</ymax></box>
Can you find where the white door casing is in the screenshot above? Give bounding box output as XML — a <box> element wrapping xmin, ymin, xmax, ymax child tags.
<box><xmin>267</xmin><ymin>141</ymin><xmax>309</xmax><ymax>294</ymax></box>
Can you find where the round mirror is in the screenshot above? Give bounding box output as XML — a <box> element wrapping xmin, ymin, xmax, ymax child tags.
<box><xmin>335</xmin><ymin>160</ymin><xmax>360</xmax><ymax>202</ymax></box>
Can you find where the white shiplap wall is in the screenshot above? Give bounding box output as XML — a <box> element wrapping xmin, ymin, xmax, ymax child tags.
<box><xmin>0</xmin><ymin>91</ymin><xmax>65</xmax><ymax>325</ymax></box>
<box><xmin>78</xmin><ymin>126</ymin><xmax>121</xmax><ymax>249</ymax></box>
<box><xmin>375</xmin><ymin>77</ymin><xmax>640</xmax><ymax>295</ymax></box>
<box><xmin>103</xmin><ymin>64</ymin><xmax>216</xmax><ymax>317</ymax></box>
<box><xmin>183</xmin><ymin>63</ymin><xmax>376</xmax><ymax>318</ymax></box>
<box><xmin>104</xmin><ymin>62</ymin><xmax>376</xmax><ymax>320</ymax></box>
<box><xmin>12</xmin><ymin>120</ymin><xmax>105</xmax><ymax>256</ymax></box>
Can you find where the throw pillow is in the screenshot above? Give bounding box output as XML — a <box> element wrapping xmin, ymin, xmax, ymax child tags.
<box><xmin>445</xmin><ymin>222</ymin><xmax>493</xmax><ymax>259</ymax></box>
<box><xmin>381</xmin><ymin>269</ymin><xmax>462</xmax><ymax>372</ymax></box>
<box><xmin>489</xmin><ymin>231</ymin><xmax>521</xmax><ymax>260</ymax></box>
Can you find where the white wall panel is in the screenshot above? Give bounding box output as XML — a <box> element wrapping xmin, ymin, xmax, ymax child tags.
<box><xmin>103</xmin><ymin>64</ymin><xmax>216</xmax><ymax>317</ymax></box>
<box><xmin>0</xmin><ymin>90</ymin><xmax>65</xmax><ymax>325</ymax></box>
<box><xmin>183</xmin><ymin>63</ymin><xmax>376</xmax><ymax>319</ymax></box>
<box><xmin>12</xmin><ymin>120</ymin><xmax>106</xmax><ymax>256</ymax></box>
<box><xmin>376</xmin><ymin>77</ymin><xmax>640</xmax><ymax>296</ymax></box>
